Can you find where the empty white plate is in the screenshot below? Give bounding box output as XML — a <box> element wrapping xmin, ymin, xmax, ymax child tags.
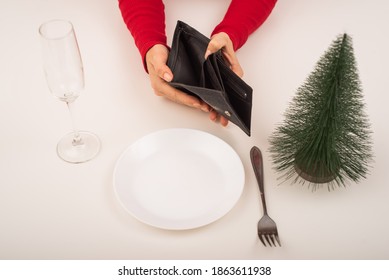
<box><xmin>113</xmin><ymin>128</ymin><xmax>245</xmax><ymax>230</ymax></box>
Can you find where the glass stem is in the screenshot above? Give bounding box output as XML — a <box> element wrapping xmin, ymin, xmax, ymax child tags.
<box><xmin>66</xmin><ymin>101</ymin><xmax>83</xmax><ymax>146</ymax></box>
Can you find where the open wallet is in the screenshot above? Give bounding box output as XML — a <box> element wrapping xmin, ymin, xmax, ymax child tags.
<box><xmin>167</xmin><ymin>21</ymin><xmax>253</xmax><ymax>136</ymax></box>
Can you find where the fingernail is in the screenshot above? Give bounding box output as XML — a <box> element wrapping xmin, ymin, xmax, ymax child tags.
<box><xmin>201</xmin><ymin>105</ymin><xmax>210</xmax><ymax>112</ymax></box>
<box><xmin>163</xmin><ymin>73</ymin><xmax>172</xmax><ymax>82</ymax></box>
<box><xmin>210</xmin><ymin>114</ymin><xmax>217</xmax><ymax>121</ymax></box>
<box><xmin>193</xmin><ymin>103</ymin><xmax>201</xmax><ymax>109</ymax></box>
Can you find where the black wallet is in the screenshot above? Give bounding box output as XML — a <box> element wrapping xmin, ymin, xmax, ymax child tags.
<box><xmin>167</xmin><ymin>21</ymin><xmax>253</xmax><ymax>136</ymax></box>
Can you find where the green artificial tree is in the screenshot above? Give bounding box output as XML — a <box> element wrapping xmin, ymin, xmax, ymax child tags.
<box><xmin>269</xmin><ymin>34</ymin><xmax>373</xmax><ymax>190</ymax></box>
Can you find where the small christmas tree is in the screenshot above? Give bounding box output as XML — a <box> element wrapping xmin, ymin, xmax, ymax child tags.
<box><xmin>269</xmin><ymin>34</ymin><xmax>373</xmax><ymax>190</ymax></box>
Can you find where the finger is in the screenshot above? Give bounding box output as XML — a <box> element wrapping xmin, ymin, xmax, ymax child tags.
<box><xmin>146</xmin><ymin>44</ymin><xmax>173</xmax><ymax>82</ymax></box>
<box><xmin>198</xmin><ymin>100</ymin><xmax>211</xmax><ymax>113</ymax></box>
<box><xmin>149</xmin><ymin>56</ymin><xmax>173</xmax><ymax>82</ymax></box>
<box><xmin>159</xmin><ymin>83</ymin><xmax>202</xmax><ymax>109</ymax></box>
<box><xmin>219</xmin><ymin>115</ymin><xmax>229</xmax><ymax>127</ymax></box>
<box><xmin>223</xmin><ymin>54</ymin><xmax>243</xmax><ymax>77</ymax></box>
<box><xmin>209</xmin><ymin>110</ymin><xmax>229</xmax><ymax>127</ymax></box>
<box><xmin>156</xmin><ymin>64</ymin><xmax>173</xmax><ymax>82</ymax></box>
<box><xmin>230</xmin><ymin>63</ymin><xmax>244</xmax><ymax>78</ymax></box>
<box><xmin>209</xmin><ymin>109</ymin><xmax>218</xmax><ymax>122</ymax></box>
<box><xmin>205</xmin><ymin>33</ymin><xmax>244</xmax><ymax>77</ymax></box>
<box><xmin>205</xmin><ymin>38</ymin><xmax>224</xmax><ymax>59</ymax></box>
<box><xmin>221</xmin><ymin>50</ymin><xmax>244</xmax><ymax>77</ymax></box>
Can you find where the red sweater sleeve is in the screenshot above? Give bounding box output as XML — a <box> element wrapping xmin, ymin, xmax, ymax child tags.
<box><xmin>212</xmin><ymin>0</ymin><xmax>277</xmax><ymax>51</ymax></box>
<box><xmin>118</xmin><ymin>0</ymin><xmax>167</xmax><ymax>70</ymax></box>
<box><xmin>118</xmin><ymin>0</ymin><xmax>277</xmax><ymax>70</ymax></box>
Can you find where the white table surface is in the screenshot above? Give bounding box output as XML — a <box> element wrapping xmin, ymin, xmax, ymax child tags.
<box><xmin>1</xmin><ymin>0</ymin><xmax>388</xmax><ymax>260</ymax></box>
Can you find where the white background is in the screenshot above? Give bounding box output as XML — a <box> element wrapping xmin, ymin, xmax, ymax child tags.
<box><xmin>1</xmin><ymin>0</ymin><xmax>388</xmax><ymax>260</ymax></box>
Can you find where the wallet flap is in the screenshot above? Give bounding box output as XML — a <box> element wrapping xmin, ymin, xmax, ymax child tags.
<box><xmin>201</xmin><ymin>54</ymin><xmax>224</xmax><ymax>91</ymax></box>
<box><xmin>167</xmin><ymin>21</ymin><xmax>210</xmax><ymax>87</ymax></box>
<box><xmin>169</xmin><ymin>82</ymin><xmax>247</xmax><ymax>133</ymax></box>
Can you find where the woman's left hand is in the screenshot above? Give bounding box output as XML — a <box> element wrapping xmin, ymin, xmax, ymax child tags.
<box><xmin>204</xmin><ymin>32</ymin><xmax>244</xmax><ymax>126</ymax></box>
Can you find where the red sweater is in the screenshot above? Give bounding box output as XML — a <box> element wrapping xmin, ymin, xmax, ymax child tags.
<box><xmin>118</xmin><ymin>0</ymin><xmax>277</xmax><ymax>70</ymax></box>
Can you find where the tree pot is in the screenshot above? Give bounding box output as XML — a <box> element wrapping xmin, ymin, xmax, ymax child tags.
<box><xmin>294</xmin><ymin>162</ymin><xmax>337</xmax><ymax>184</ymax></box>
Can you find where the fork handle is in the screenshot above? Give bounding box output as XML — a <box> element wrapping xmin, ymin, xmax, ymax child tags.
<box><xmin>250</xmin><ymin>146</ymin><xmax>268</xmax><ymax>215</ymax></box>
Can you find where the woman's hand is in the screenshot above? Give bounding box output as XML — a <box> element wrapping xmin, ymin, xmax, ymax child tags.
<box><xmin>205</xmin><ymin>32</ymin><xmax>243</xmax><ymax>77</ymax></box>
<box><xmin>145</xmin><ymin>44</ymin><xmax>208</xmax><ymax>111</ymax></box>
<box><xmin>204</xmin><ymin>32</ymin><xmax>244</xmax><ymax>126</ymax></box>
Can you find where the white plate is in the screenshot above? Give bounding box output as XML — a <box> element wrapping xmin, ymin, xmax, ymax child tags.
<box><xmin>113</xmin><ymin>128</ymin><xmax>245</xmax><ymax>230</ymax></box>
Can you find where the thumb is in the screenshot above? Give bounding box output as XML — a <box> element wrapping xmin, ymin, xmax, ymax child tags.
<box><xmin>204</xmin><ymin>40</ymin><xmax>221</xmax><ymax>60</ymax></box>
<box><xmin>204</xmin><ymin>49</ymin><xmax>213</xmax><ymax>60</ymax></box>
<box><xmin>155</xmin><ymin>63</ymin><xmax>174</xmax><ymax>82</ymax></box>
<box><xmin>205</xmin><ymin>32</ymin><xmax>229</xmax><ymax>59</ymax></box>
<box><xmin>146</xmin><ymin>44</ymin><xmax>174</xmax><ymax>82</ymax></box>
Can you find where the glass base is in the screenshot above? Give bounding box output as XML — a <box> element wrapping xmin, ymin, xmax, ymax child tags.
<box><xmin>57</xmin><ymin>131</ymin><xmax>101</xmax><ymax>164</ymax></box>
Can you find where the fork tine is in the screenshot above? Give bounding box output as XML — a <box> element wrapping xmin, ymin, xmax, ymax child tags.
<box><xmin>268</xmin><ymin>234</ymin><xmax>276</xmax><ymax>247</ymax></box>
<box><xmin>274</xmin><ymin>234</ymin><xmax>281</xmax><ymax>246</ymax></box>
<box><xmin>259</xmin><ymin>233</ymin><xmax>281</xmax><ymax>247</ymax></box>
<box><xmin>258</xmin><ymin>234</ymin><xmax>267</xmax><ymax>246</ymax></box>
<box><xmin>264</xmin><ymin>234</ymin><xmax>273</xmax><ymax>247</ymax></box>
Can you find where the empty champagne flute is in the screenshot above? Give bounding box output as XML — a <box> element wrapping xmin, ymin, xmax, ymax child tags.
<box><xmin>39</xmin><ymin>19</ymin><xmax>100</xmax><ymax>163</ymax></box>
